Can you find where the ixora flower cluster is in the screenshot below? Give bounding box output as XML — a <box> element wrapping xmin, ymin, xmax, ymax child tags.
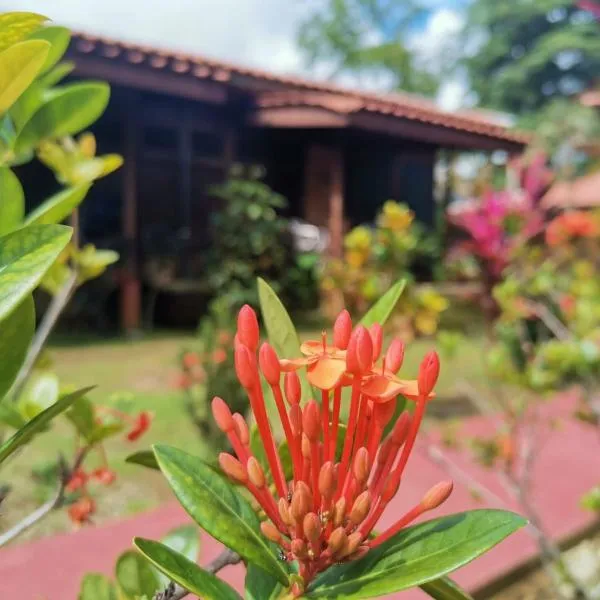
<box><xmin>212</xmin><ymin>305</ymin><xmax>452</xmax><ymax>589</ymax></box>
<box><xmin>66</xmin><ymin>409</ymin><xmax>152</xmax><ymax>525</ymax></box>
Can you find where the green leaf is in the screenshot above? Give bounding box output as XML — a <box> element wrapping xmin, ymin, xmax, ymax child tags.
<box><xmin>0</xmin><ymin>40</ymin><xmax>50</xmax><ymax>115</ymax></box>
<box><xmin>0</xmin><ymin>12</ymin><xmax>47</xmax><ymax>53</ymax></box>
<box><xmin>27</xmin><ymin>26</ymin><xmax>70</xmax><ymax>74</ymax></box>
<box><xmin>257</xmin><ymin>277</ymin><xmax>311</xmax><ymax>403</ymax></box>
<box><xmin>153</xmin><ymin>444</ymin><xmax>289</xmax><ymax>585</ymax></box>
<box><xmin>37</xmin><ymin>61</ymin><xmax>75</xmax><ymax>88</ymax></box>
<box><xmin>115</xmin><ymin>550</ymin><xmax>160</xmax><ymax>599</ymax></box>
<box><xmin>24</xmin><ymin>184</ymin><xmax>90</xmax><ymax>226</ymax></box>
<box><xmin>0</xmin><ymin>295</ymin><xmax>33</xmax><ymax>402</ymax></box>
<box><xmin>125</xmin><ymin>449</ymin><xmax>160</xmax><ymax>470</ymax></box>
<box><xmin>134</xmin><ymin>537</ymin><xmax>242</xmax><ymax>600</ymax></box>
<box><xmin>0</xmin><ymin>167</ymin><xmax>24</xmax><ymax>235</ymax></box>
<box><xmin>359</xmin><ymin>279</ymin><xmax>406</xmax><ymax>328</ymax></box>
<box><xmin>245</xmin><ymin>565</ymin><xmax>284</xmax><ymax>600</ymax></box>
<box><xmin>0</xmin><ymin>386</ymin><xmax>93</xmax><ymax>465</ymax></box>
<box><xmin>15</xmin><ymin>82</ymin><xmax>110</xmax><ymax>153</ymax></box>
<box><xmin>162</xmin><ymin>525</ymin><xmax>200</xmax><ymax>563</ymax></box>
<box><xmin>420</xmin><ymin>577</ymin><xmax>474</xmax><ymax>600</ymax></box>
<box><xmin>78</xmin><ymin>573</ymin><xmax>117</xmax><ymax>600</ymax></box>
<box><xmin>18</xmin><ymin>370</ymin><xmax>59</xmax><ymax>419</ymax></box>
<box><xmin>155</xmin><ymin>526</ymin><xmax>201</xmax><ymax>589</ymax></box>
<box><xmin>0</xmin><ymin>223</ymin><xmax>72</xmax><ymax>322</ymax></box>
<box><xmin>65</xmin><ymin>395</ymin><xmax>96</xmax><ymax>440</ymax></box>
<box><xmin>306</xmin><ymin>510</ymin><xmax>527</xmax><ymax>599</ymax></box>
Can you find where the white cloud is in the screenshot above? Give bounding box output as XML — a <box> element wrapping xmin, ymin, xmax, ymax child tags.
<box><xmin>0</xmin><ymin>0</ymin><xmax>308</xmax><ymax>73</ymax></box>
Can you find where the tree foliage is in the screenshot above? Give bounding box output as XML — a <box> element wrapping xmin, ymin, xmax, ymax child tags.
<box><xmin>298</xmin><ymin>0</ymin><xmax>441</xmax><ymax>95</ymax></box>
<box><xmin>463</xmin><ymin>0</ymin><xmax>600</xmax><ymax>114</ymax></box>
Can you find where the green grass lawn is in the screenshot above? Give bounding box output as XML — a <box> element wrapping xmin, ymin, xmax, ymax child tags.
<box><xmin>0</xmin><ymin>325</ymin><xmax>488</xmax><ymax>545</ymax></box>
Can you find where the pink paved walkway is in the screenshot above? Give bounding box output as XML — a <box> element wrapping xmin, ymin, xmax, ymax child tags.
<box><xmin>2</xmin><ymin>392</ymin><xmax>599</xmax><ymax>599</ymax></box>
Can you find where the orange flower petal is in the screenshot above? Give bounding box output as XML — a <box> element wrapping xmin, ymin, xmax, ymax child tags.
<box><xmin>362</xmin><ymin>376</ymin><xmax>435</xmax><ymax>402</ymax></box>
<box><xmin>300</xmin><ymin>341</ymin><xmax>323</xmax><ymax>356</ymax></box>
<box><xmin>307</xmin><ymin>357</ymin><xmax>347</xmax><ymax>390</ymax></box>
<box><xmin>279</xmin><ymin>356</ymin><xmax>316</xmax><ymax>372</ymax></box>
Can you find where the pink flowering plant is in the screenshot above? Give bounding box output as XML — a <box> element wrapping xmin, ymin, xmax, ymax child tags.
<box><xmin>131</xmin><ymin>279</ymin><xmax>525</xmax><ymax>599</ymax></box>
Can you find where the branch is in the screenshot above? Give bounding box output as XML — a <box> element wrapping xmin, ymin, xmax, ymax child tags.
<box><xmin>153</xmin><ymin>549</ymin><xmax>240</xmax><ymax>600</ymax></box>
<box><xmin>10</xmin><ymin>271</ymin><xmax>78</xmax><ymax>400</ymax></box>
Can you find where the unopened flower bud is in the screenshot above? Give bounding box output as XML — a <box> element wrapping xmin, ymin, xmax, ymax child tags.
<box><xmin>237</xmin><ymin>305</ymin><xmax>259</xmax><ymax>351</ymax></box>
<box><xmin>232</xmin><ymin>413</ymin><xmax>249</xmax><ymax>445</ymax></box>
<box><xmin>211</xmin><ymin>397</ymin><xmax>234</xmax><ymax>432</ymax></box>
<box><xmin>349</xmin><ymin>491</ymin><xmax>371</xmax><ymax>526</ymax></box>
<box><xmin>259</xmin><ymin>343</ymin><xmax>281</xmax><ymax>385</ymax></box>
<box><xmin>333</xmin><ymin>309</ymin><xmax>352</xmax><ymax>349</ymax></box>
<box><xmin>348</xmin><ymin>544</ymin><xmax>370</xmax><ymax>562</ymax></box>
<box><xmin>289</xmin><ymin>404</ymin><xmax>303</xmax><ymax>437</ymax></box>
<box><xmin>318</xmin><ymin>461</ymin><xmax>336</xmax><ymax>500</ymax></box>
<box><xmin>301</xmin><ymin>434</ymin><xmax>311</xmax><ymax>458</ymax></box>
<box><xmin>260</xmin><ymin>521</ymin><xmax>282</xmax><ymax>544</ymax></box>
<box><xmin>385</xmin><ymin>339</ymin><xmax>405</xmax><ymax>373</ymax></box>
<box><xmin>369</xmin><ymin>323</ymin><xmax>383</xmax><ymax>362</ymax></box>
<box><xmin>343</xmin><ymin>531</ymin><xmax>364</xmax><ymax>557</ymax></box>
<box><xmin>346</xmin><ymin>326</ymin><xmax>373</xmax><ymax>375</ymax></box>
<box><xmin>218</xmin><ymin>453</ymin><xmax>247</xmax><ymax>484</ymax></box>
<box><xmin>302</xmin><ymin>400</ymin><xmax>321</xmax><ymax>441</ymax></box>
<box><xmin>377</xmin><ymin>437</ymin><xmax>393</xmax><ymax>464</ymax></box>
<box><xmin>303</xmin><ymin>512</ymin><xmax>322</xmax><ymax>543</ymax></box>
<box><xmin>284</xmin><ymin>372</ymin><xmax>301</xmax><ymax>405</ymax></box>
<box><xmin>418</xmin><ymin>351</ymin><xmax>440</xmax><ymax>397</ymax></box>
<box><xmin>332</xmin><ymin>497</ymin><xmax>347</xmax><ymax>527</ymax></box>
<box><xmin>374</xmin><ymin>398</ymin><xmax>397</xmax><ymax>429</ymax></box>
<box><xmin>421</xmin><ymin>480</ymin><xmax>453</xmax><ymax>511</ymax></box>
<box><xmin>234</xmin><ymin>345</ymin><xmax>257</xmax><ymax>389</ymax></box>
<box><xmin>247</xmin><ymin>457</ymin><xmax>266</xmax><ymax>489</ymax></box>
<box><xmin>327</xmin><ymin>527</ymin><xmax>348</xmax><ymax>555</ymax></box>
<box><xmin>291</xmin><ymin>482</ymin><xmax>312</xmax><ymax>523</ymax></box>
<box><xmin>353</xmin><ymin>447</ymin><xmax>370</xmax><ymax>486</ymax></box>
<box><xmin>291</xmin><ymin>538</ymin><xmax>308</xmax><ymax>559</ymax></box>
<box><xmin>278</xmin><ymin>498</ymin><xmax>293</xmax><ymax>526</ymax></box>
<box><xmin>381</xmin><ymin>474</ymin><xmax>401</xmax><ymax>503</ymax></box>
<box><xmin>391</xmin><ymin>412</ymin><xmax>411</xmax><ymax>446</ymax></box>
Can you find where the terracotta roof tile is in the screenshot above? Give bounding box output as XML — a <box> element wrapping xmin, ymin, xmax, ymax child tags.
<box><xmin>70</xmin><ymin>32</ymin><xmax>529</xmax><ymax>146</ymax></box>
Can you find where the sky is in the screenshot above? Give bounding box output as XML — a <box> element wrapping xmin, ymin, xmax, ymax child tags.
<box><xmin>0</xmin><ymin>0</ymin><xmax>468</xmax><ymax>109</ymax></box>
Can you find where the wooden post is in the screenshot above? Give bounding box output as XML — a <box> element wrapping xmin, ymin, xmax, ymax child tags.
<box><xmin>328</xmin><ymin>148</ymin><xmax>344</xmax><ymax>258</ymax></box>
<box><xmin>121</xmin><ymin>91</ymin><xmax>141</xmax><ymax>333</ymax></box>
<box><xmin>303</xmin><ymin>145</ymin><xmax>345</xmax><ymax>258</ymax></box>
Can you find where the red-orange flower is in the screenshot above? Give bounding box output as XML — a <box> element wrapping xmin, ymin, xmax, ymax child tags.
<box><xmin>212</xmin><ymin>348</ymin><xmax>227</xmax><ymax>365</ymax></box>
<box><xmin>126</xmin><ymin>411</ymin><xmax>152</xmax><ymax>441</ymax></box>
<box><xmin>66</xmin><ymin>469</ymin><xmax>88</xmax><ymax>493</ymax></box>
<box><xmin>546</xmin><ymin>211</ymin><xmax>598</xmax><ymax>246</ymax></box>
<box><xmin>92</xmin><ymin>467</ymin><xmax>117</xmax><ymax>486</ymax></box>
<box><xmin>68</xmin><ymin>496</ymin><xmax>95</xmax><ymax>525</ymax></box>
<box><xmin>280</xmin><ymin>335</ymin><xmax>347</xmax><ymax>390</ymax></box>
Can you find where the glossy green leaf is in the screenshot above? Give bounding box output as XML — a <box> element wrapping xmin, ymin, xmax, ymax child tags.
<box><xmin>0</xmin><ymin>12</ymin><xmax>46</xmax><ymax>52</ymax></box>
<box><xmin>155</xmin><ymin>526</ymin><xmax>201</xmax><ymax>589</ymax></box>
<box><xmin>0</xmin><ymin>295</ymin><xmax>33</xmax><ymax>402</ymax></box>
<box><xmin>78</xmin><ymin>573</ymin><xmax>117</xmax><ymax>600</ymax></box>
<box><xmin>134</xmin><ymin>537</ymin><xmax>242</xmax><ymax>600</ymax></box>
<box><xmin>359</xmin><ymin>279</ymin><xmax>406</xmax><ymax>328</ymax></box>
<box><xmin>0</xmin><ymin>167</ymin><xmax>24</xmax><ymax>235</ymax></box>
<box><xmin>0</xmin><ymin>223</ymin><xmax>72</xmax><ymax>322</ymax></box>
<box><xmin>24</xmin><ymin>184</ymin><xmax>90</xmax><ymax>226</ymax></box>
<box><xmin>306</xmin><ymin>510</ymin><xmax>527</xmax><ymax>599</ymax></box>
<box><xmin>0</xmin><ymin>40</ymin><xmax>49</xmax><ymax>115</ymax></box>
<box><xmin>153</xmin><ymin>444</ymin><xmax>288</xmax><ymax>585</ymax></box>
<box><xmin>27</xmin><ymin>26</ymin><xmax>70</xmax><ymax>74</ymax></box>
<box><xmin>65</xmin><ymin>395</ymin><xmax>96</xmax><ymax>439</ymax></box>
<box><xmin>15</xmin><ymin>82</ymin><xmax>110</xmax><ymax>153</ymax></box>
<box><xmin>0</xmin><ymin>401</ymin><xmax>27</xmax><ymax>428</ymax></box>
<box><xmin>0</xmin><ymin>386</ymin><xmax>93</xmax><ymax>465</ymax></box>
<box><xmin>115</xmin><ymin>550</ymin><xmax>160</xmax><ymax>599</ymax></box>
<box><xmin>37</xmin><ymin>61</ymin><xmax>74</xmax><ymax>88</ymax></box>
<box><xmin>161</xmin><ymin>525</ymin><xmax>200</xmax><ymax>563</ymax></box>
<box><xmin>125</xmin><ymin>449</ymin><xmax>160</xmax><ymax>470</ymax></box>
<box><xmin>420</xmin><ymin>576</ymin><xmax>474</xmax><ymax>600</ymax></box>
<box><xmin>18</xmin><ymin>370</ymin><xmax>59</xmax><ymax>419</ymax></box>
<box><xmin>257</xmin><ymin>277</ymin><xmax>311</xmax><ymax>403</ymax></box>
<box><xmin>245</xmin><ymin>565</ymin><xmax>284</xmax><ymax>600</ymax></box>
